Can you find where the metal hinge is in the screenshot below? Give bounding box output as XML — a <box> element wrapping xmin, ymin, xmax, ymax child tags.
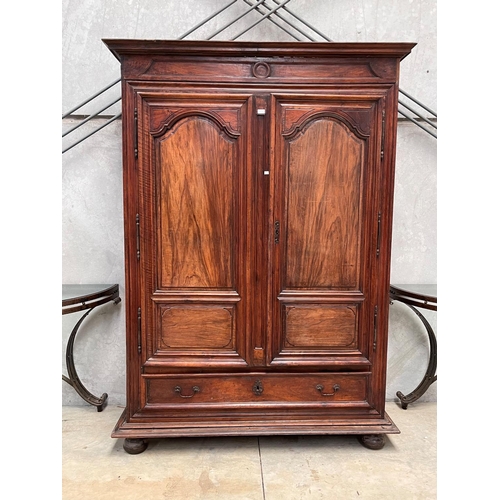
<box><xmin>137</xmin><ymin>307</ymin><xmax>142</xmax><ymax>354</ymax></box>
<box><xmin>136</xmin><ymin>213</ymin><xmax>140</xmax><ymax>260</ymax></box>
<box><xmin>274</xmin><ymin>221</ymin><xmax>280</xmax><ymax>244</ymax></box>
<box><xmin>134</xmin><ymin>108</ymin><xmax>138</xmax><ymax>159</ymax></box>
<box><xmin>380</xmin><ymin>110</ymin><xmax>386</xmax><ymax>161</ymax></box>
<box><xmin>376</xmin><ymin>211</ymin><xmax>381</xmax><ymax>257</ymax></box>
<box><xmin>373</xmin><ymin>305</ymin><xmax>378</xmax><ymax>351</ymax></box>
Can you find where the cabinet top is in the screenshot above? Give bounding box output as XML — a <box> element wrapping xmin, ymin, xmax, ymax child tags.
<box><xmin>102</xmin><ymin>39</ymin><xmax>415</xmax><ymax>62</ymax></box>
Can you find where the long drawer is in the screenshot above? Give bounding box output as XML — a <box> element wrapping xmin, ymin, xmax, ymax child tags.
<box><xmin>145</xmin><ymin>372</ymin><xmax>369</xmax><ymax>407</ymax></box>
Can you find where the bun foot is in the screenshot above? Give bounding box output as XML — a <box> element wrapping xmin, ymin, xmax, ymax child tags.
<box><xmin>358</xmin><ymin>434</ymin><xmax>386</xmax><ymax>450</ymax></box>
<box><xmin>123</xmin><ymin>438</ymin><xmax>148</xmax><ymax>455</ymax></box>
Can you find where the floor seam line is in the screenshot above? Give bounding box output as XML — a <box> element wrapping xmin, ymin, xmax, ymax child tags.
<box><xmin>258</xmin><ymin>437</ymin><xmax>266</xmax><ymax>500</ymax></box>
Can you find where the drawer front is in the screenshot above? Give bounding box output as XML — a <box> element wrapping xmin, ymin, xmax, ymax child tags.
<box><xmin>145</xmin><ymin>372</ymin><xmax>368</xmax><ymax>406</ymax></box>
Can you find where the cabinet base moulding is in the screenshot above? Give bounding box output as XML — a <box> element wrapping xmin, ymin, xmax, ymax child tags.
<box><xmin>111</xmin><ymin>408</ymin><xmax>399</xmax><ymax>439</ymax></box>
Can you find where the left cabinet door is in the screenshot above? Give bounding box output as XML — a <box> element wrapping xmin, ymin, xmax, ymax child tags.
<box><xmin>133</xmin><ymin>92</ymin><xmax>253</xmax><ymax>377</ymax></box>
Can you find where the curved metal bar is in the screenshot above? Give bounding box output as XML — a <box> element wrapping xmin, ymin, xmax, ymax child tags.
<box><xmin>63</xmin><ymin>307</ymin><xmax>109</xmax><ymax>412</ymax></box>
<box><xmin>394</xmin><ymin>303</ymin><xmax>437</xmax><ymax>409</ymax></box>
<box><xmin>390</xmin><ymin>285</ymin><xmax>437</xmax><ymax>307</ymax></box>
<box><xmin>391</xmin><ymin>295</ymin><xmax>437</xmax><ymax>312</ymax></box>
<box><xmin>62</xmin><ymin>284</ymin><xmax>120</xmax><ymax>310</ymax></box>
<box><xmin>63</xmin><ymin>294</ymin><xmax>121</xmax><ymax>315</ymax></box>
<box><xmin>62</xmin><ymin>284</ymin><xmax>120</xmax><ymax>411</ymax></box>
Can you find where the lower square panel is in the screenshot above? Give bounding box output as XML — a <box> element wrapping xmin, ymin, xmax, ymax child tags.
<box><xmin>158</xmin><ymin>303</ymin><xmax>235</xmax><ymax>350</ymax></box>
<box><xmin>284</xmin><ymin>304</ymin><xmax>359</xmax><ymax>349</ymax></box>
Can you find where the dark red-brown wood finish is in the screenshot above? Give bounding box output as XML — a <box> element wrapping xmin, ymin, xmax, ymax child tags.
<box><xmin>103</xmin><ymin>39</ymin><xmax>415</xmax><ymax>453</ymax></box>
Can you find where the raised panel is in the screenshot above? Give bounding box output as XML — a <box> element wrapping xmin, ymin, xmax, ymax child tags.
<box><xmin>159</xmin><ymin>305</ymin><xmax>234</xmax><ymax>350</ymax></box>
<box><xmin>139</xmin><ymin>94</ymin><xmax>251</xmax><ymax>368</ymax></box>
<box><xmin>285</xmin><ymin>305</ymin><xmax>357</xmax><ymax>348</ymax></box>
<box><xmin>157</xmin><ymin>116</ymin><xmax>235</xmax><ymax>289</ymax></box>
<box><xmin>284</xmin><ymin>117</ymin><xmax>364</xmax><ymax>289</ymax></box>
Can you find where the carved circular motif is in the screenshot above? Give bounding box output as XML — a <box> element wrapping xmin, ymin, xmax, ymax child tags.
<box><xmin>252</xmin><ymin>62</ymin><xmax>271</xmax><ymax>79</ymax></box>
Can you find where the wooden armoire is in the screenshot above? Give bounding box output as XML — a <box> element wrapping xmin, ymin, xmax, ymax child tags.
<box><xmin>103</xmin><ymin>39</ymin><xmax>415</xmax><ymax>454</ymax></box>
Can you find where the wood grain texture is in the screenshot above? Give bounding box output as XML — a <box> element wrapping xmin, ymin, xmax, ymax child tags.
<box><xmin>158</xmin><ymin>117</ymin><xmax>235</xmax><ymax>289</ymax></box>
<box><xmin>285</xmin><ymin>305</ymin><xmax>357</xmax><ymax>348</ymax></box>
<box><xmin>159</xmin><ymin>305</ymin><xmax>234</xmax><ymax>349</ymax></box>
<box><xmin>136</xmin><ymin>96</ymin><xmax>251</xmax><ymax>369</ymax></box>
<box><xmin>146</xmin><ymin>372</ymin><xmax>368</xmax><ymax>405</ymax></box>
<box><xmin>284</xmin><ymin>117</ymin><xmax>363</xmax><ymax>289</ymax></box>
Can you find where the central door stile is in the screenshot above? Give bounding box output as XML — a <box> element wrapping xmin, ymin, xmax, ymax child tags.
<box><xmin>268</xmin><ymin>94</ymin><xmax>286</xmax><ymax>367</ymax></box>
<box><xmin>250</xmin><ymin>94</ymin><xmax>271</xmax><ymax>367</ymax></box>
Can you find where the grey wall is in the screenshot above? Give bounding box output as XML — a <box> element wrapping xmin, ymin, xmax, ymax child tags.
<box><xmin>62</xmin><ymin>0</ymin><xmax>437</xmax><ymax>407</ymax></box>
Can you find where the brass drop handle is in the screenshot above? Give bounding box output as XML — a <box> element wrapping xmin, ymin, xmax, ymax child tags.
<box><xmin>174</xmin><ymin>385</ymin><xmax>200</xmax><ymax>398</ymax></box>
<box><xmin>316</xmin><ymin>384</ymin><xmax>340</xmax><ymax>397</ymax></box>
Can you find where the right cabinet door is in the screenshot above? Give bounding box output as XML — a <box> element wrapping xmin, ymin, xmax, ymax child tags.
<box><xmin>269</xmin><ymin>94</ymin><xmax>385</xmax><ymax>371</ymax></box>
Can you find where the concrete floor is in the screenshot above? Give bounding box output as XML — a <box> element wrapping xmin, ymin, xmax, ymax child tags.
<box><xmin>62</xmin><ymin>401</ymin><xmax>436</xmax><ymax>499</ymax></box>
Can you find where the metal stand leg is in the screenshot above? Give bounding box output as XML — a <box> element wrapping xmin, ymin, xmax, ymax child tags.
<box><xmin>396</xmin><ymin>304</ymin><xmax>437</xmax><ymax>409</ymax></box>
<box><xmin>62</xmin><ymin>307</ymin><xmax>108</xmax><ymax>412</ymax></box>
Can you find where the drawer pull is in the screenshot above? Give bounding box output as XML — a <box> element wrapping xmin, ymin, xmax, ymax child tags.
<box><xmin>316</xmin><ymin>384</ymin><xmax>340</xmax><ymax>397</ymax></box>
<box><xmin>174</xmin><ymin>385</ymin><xmax>200</xmax><ymax>398</ymax></box>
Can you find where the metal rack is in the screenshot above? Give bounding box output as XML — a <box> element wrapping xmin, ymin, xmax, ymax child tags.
<box><xmin>62</xmin><ymin>0</ymin><xmax>437</xmax><ymax>154</ymax></box>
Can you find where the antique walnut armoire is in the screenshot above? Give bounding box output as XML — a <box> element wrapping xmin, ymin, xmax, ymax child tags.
<box><xmin>103</xmin><ymin>39</ymin><xmax>415</xmax><ymax>454</ymax></box>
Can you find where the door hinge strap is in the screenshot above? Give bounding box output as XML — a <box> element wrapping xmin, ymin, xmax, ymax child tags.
<box><xmin>136</xmin><ymin>213</ymin><xmax>140</xmax><ymax>260</ymax></box>
<box><xmin>274</xmin><ymin>221</ymin><xmax>280</xmax><ymax>244</ymax></box>
<box><xmin>373</xmin><ymin>305</ymin><xmax>378</xmax><ymax>351</ymax></box>
<box><xmin>376</xmin><ymin>211</ymin><xmax>381</xmax><ymax>257</ymax></box>
<box><xmin>134</xmin><ymin>108</ymin><xmax>138</xmax><ymax>159</ymax></box>
<box><xmin>137</xmin><ymin>307</ymin><xmax>142</xmax><ymax>354</ymax></box>
<box><xmin>380</xmin><ymin>110</ymin><xmax>385</xmax><ymax>161</ymax></box>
